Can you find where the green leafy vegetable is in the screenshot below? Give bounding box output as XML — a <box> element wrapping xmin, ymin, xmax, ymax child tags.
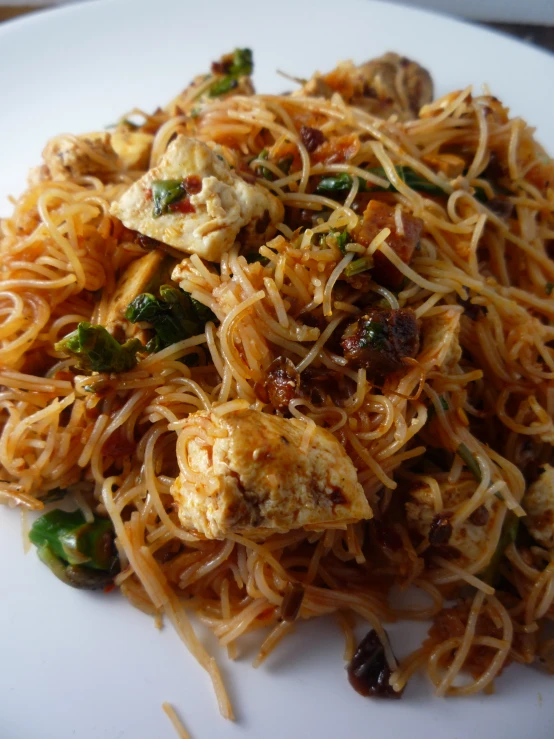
<box><xmin>472</xmin><ymin>186</ymin><xmax>489</xmax><ymax>203</ymax></box>
<box><xmin>481</xmin><ymin>511</ymin><xmax>519</xmax><ymax>586</ymax></box>
<box><xmin>344</xmin><ymin>256</ymin><xmax>374</xmax><ymax>278</ymax></box>
<box><xmin>315</xmin><ymin>165</ymin><xmax>495</xmax><ymax>202</ymax></box>
<box><xmin>55</xmin><ymin>323</ymin><xmax>142</xmax><ymax>373</ymax></box>
<box><xmin>278</xmin><ymin>157</ymin><xmax>293</xmax><ymax>175</ymax></box>
<box><xmin>315</xmin><ymin>173</ymin><xmax>359</xmax><ymax>195</ymax></box>
<box><xmin>244</xmin><ymin>253</ymin><xmax>270</xmax><ymax>266</ymax></box>
<box><xmin>227</xmin><ymin>47</ymin><xmax>253</xmax><ymax>77</ymax></box>
<box><xmin>359</xmin><ymin>318</ymin><xmax>387</xmax><ymax>351</ymax></box>
<box><xmin>315</xmin><ymin>167</ymin><xmax>446</xmax><ymax>197</ymax></box>
<box><xmin>208</xmin><ymin>48</ymin><xmax>253</xmax><ymax>98</ymax></box>
<box><xmin>208</xmin><ymin>77</ymin><xmax>239</xmax><ymax>98</ymax></box>
<box><xmin>546</xmin><ymin>282</ymin><xmax>554</xmax><ymax>296</ymax></box>
<box><xmin>191</xmin><ymin>296</ymin><xmax>217</xmax><ymax>324</ymax></box>
<box><xmin>366</xmin><ymin>165</ymin><xmax>448</xmax><ymax>196</ymax></box>
<box><xmin>457</xmin><ymin>443</ymin><xmax>482</xmax><ymax>483</ymax></box>
<box><xmin>29</xmin><ymin>509</ymin><xmax>118</xmax><ymax>590</ymax></box>
<box><xmin>125</xmin><ymin>285</ymin><xmax>216</xmax><ymax>352</ymax></box>
<box><xmin>151</xmin><ymin>179</ymin><xmax>186</xmax><ymax>218</ymax></box>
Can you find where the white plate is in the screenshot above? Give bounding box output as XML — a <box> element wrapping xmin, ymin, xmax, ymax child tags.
<box><xmin>0</xmin><ymin>1</ymin><xmax>553</xmax><ymax>737</ymax></box>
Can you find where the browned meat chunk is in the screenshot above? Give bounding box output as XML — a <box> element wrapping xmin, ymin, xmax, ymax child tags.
<box><xmin>298</xmin><ymin>52</ymin><xmax>433</xmax><ymax>121</ymax></box>
<box><xmin>264</xmin><ymin>356</ymin><xmax>300</xmax><ymax>412</ymax></box>
<box><xmin>422</xmin><ymin>153</ymin><xmax>465</xmax><ymax>179</ymax></box>
<box><xmin>355</xmin><ymin>200</ymin><xmax>423</xmax><ymax>289</ymax></box>
<box><xmin>264</xmin><ymin>357</ymin><xmax>357</xmax><ymax>411</ymax></box>
<box><xmin>341</xmin><ymin>309</ymin><xmax>419</xmax><ymax>376</ymax></box>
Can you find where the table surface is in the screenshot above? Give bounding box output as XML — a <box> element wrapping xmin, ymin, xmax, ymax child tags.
<box><xmin>0</xmin><ymin>3</ymin><xmax>553</xmax><ymax>52</ymax></box>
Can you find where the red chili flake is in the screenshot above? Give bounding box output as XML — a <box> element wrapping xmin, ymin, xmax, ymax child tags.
<box><xmin>300</xmin><ymin>125</ymin><xmax>326</xmax><ymax>153</ymax></box>
<box><xmin>169</xmin><ymin>198</ymin><xmax>196</xmax><ymax>214</ymax></box>
<box><xmin>145</xmin><ymin>188</ymin><xmax>152</xmax><ymax>201</ymax></box>
<box><xmin>183</xmin><ymin>175</ymin><xmax>202</xmax><ymax>195</ymax></box>
<box><xmin>469</xmin><ymin>505</ymin><xmax>490</xmax><ymax>526</ymax></box>
<box><xmin>428</xmin><ymin>514</ymin><xmax>453</xmax><ymax>546</ymax></box>
<box><xmin>103</xmin><ymin>582</ymin><xmax>116</xmax><ymax>594</ymax></box>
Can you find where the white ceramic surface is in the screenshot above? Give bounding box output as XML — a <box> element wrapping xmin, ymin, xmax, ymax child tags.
<box><xmin>0</xmin><ymin>1</ymin><xmax>553</xmax><ymax>737</ymax></box>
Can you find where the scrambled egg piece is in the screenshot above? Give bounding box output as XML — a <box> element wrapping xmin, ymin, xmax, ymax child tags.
<box><xmin>102</xmin><ymin>250</ymin><xmax>164</xmax><ymax>341</ymax></box>
<box><xmin>40</xmin><ymin>132</ymin><xmax>119</xmax><ymax>181</ymax></box>
<box><xmin>110</xmin><ymin>136</ymin><xmax>284</xmax><ymax>261</ymax></box>
<box><xmin>110</xmin><ymin>129</ymin><xmax>154</xmax><ymax>170</ymax></box>
<box><xmin>171</xmin><ymin>409</ymin><xmax>371</xmax><ymax>539</ymax></box>
<box><xmin>406</xmin><ymin>481</ymin><xmax>501</xmax><ymax>565</ymax></box>
<box><xmin>523</xmin><ymin>465</ymin><xmax>554</xmax><ymax>549</ymax></box>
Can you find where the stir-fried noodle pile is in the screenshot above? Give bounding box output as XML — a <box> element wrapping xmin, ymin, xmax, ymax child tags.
<box><xmin>1</xmin><ymin>50</ymin><xmax>553</xmax><ymax>713</ymax></box>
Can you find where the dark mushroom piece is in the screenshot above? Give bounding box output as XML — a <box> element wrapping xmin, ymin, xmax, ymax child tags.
<box><xmin>347</xmin><ymin>628</ymin><xmax>403</xmax><ymax>699</ymax></box>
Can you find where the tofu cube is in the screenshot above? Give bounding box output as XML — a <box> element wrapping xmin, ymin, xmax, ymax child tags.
<box><xmin>171</xmin><ymin>409</ymin><xmax>371</xmax><ymax>539</ymax></box>
<box><xmin>110</xmin><ymin>136</ymin><xmax>284</xmax><ymax>262</ymax></box>
<box><xmin>523</xmin><ymin>465</ymin><xmax>554</xmax><ymax>549</ymax></box>
<box><xmin>42</xmin><ymin>132</ymin><xmax>118</xmax><ymax>181</ymax></box>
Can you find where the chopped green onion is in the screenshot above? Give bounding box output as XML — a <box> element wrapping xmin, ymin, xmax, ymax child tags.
<box><xmin>428</xmin><ymin>396</ymin><xmax>449</xmax><ymax>420</ymax></box>
<box><xmin>457</xmin><ymin>443</ymin><xmax>482</xmax><ymax>482</ymax></box>
<box><xmin>151</xmin><ymin>179</ymin><xmax>186</xmax><ymax>218</ymax></box>
<box><xmin>546</xmin><ymin>282</ymin><xmax>554</xmax><ymax>296</ymax></box>
<box><xmin>256</xmin><ymin>149</ymin><xmax>274</xmax><ymax>181</ymax></box>
<box><xmin>344</xmin><ymin>256</ymin><xmax>373</xmax><ymax>278</ymax></box>
<box><xmin>331</xmin><ymin>229</ymin><xmax>352</xmax><ymax>255</ymax></box>
<box><xmin>481</xmin><ymin>511</ymin><xmax>519</xmax><ymax>585</ymax></box>
<box><xmin>29</xmin><ymin>509</ymin><xmax>119</xmax><ymax>590</ymax></box>
<box><xmin>122</xmin><ymin>118</ymin><xmax>140</xmax><ymax>130</ymax></box>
